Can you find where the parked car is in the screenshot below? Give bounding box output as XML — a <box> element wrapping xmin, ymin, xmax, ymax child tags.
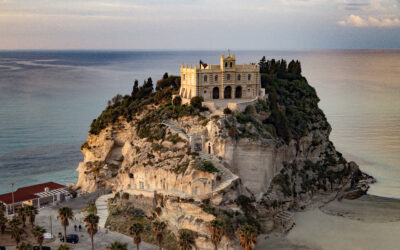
<box><xmin>60</xmin><ymin>234</ymin><xmax>79</xmax><ymax>244</ymax></box>
<box><xmin>34</xmin><ymin>246</ymin><xmax>51</xmax><ymax>250</ymax></box>
<box><xmin>0</xmin><ymin>246</ymin><xmax>5</xmax><ymax>250</ymax></box>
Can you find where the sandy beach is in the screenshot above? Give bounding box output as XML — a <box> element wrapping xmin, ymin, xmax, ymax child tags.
<box><xmin>258</xmin><ymin>195</ymin><xmax>400</xmax><ymax>250</ymax></box>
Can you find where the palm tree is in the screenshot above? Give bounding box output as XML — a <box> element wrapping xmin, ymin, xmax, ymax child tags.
<box><xmin>17</xmin><ymin>242</ymin><xmax>33</xmax><ymax>250</ymax></box>
<box><xmin>129</xmin><ymin>223</ymin><xmax>144</xmax><ymax>250</ymax></box>
<box><xmin>25</xmin><ymin>205</ymin><xmax>38</xmax><ymax>227</ymax></box>
<box><xmin>32</xmin><ymin>225</ymin><xmax>46</xmax><ymax>250</ymax></box>
<box><xmin>152</xmin><ymin>221</ymin><xmax>167</xmax><ymax>250</ymax></box>
<box><xmin>17</xmin><ymin>207</ymin><xmax>27</xmax><ymax>227</ymax></box>
<box><xmin>106</xmin><ymin>241</ymin><xmax>128</xmax><ymax>250</ymax></box>
<box><xmin>207</xmin><ymin>219</ymin><xmax>224</xmax><ymax>250</ymax></box>
<box><xmin>84</xmin><ymin>213</ymin><xmax>99</xmax><ymax>250</ymax></box>
<box><xmin>178</xmin><ymin>230</ymin><xmax>196</xmax><ymax>250</ymax></box>
<box><xmin>57</xmin><ymin>206</ymin><xmax>73</xmax><ymax>241</ymax></box>
<box><xmin>57</xmin><ymin>243</ymin><xmax>70</xmax><ymax>250</ymax></box>
<box><xmin>0</xmin><ymin>202</ymin><xmax>6</xmax><ymax>214</ymax></box>
<box><xmin>236</xmin><ymin>225</ymin><xmax>258</xmax><ymax>250</ymax></box>
<box><xmin>11</xmin><ymin>226</ymin><xmax>23</xmax><ymax>247</ymax></box>
<box><xmin>0</xmin><ymin>214</ymin><xmax>7</xmax><ymax>234</ymax></box>
<box><xmin>9</xmin><ymin>217</ymin><xmax>22</xmax><ymax>229</ymax></box>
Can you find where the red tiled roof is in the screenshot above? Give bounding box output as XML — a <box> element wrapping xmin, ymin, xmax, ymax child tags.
<box><xmin>0</xmin><ymin>182</ymin><xmax>66</xmax><ymax>205</ymax></box>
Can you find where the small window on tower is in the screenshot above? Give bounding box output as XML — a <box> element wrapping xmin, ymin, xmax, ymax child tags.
<box><xmin>230</xmin><ymin>62</ymin><xmax>233</xmax><ymax>67</ymax></box>
<box><xmin>227</xmin><ymin>74</ymin><xmax>231</xmax><ymax>81</ymax></box>
<box><xmin>183</xmin><ymin>74</ymin><xmax>185</xmax><ymax>80</ymax></box>
<box><xmin>204</xmin><ymin>75</ymin><xmax>207</xmax><ymax>82</ymax></box>
<box><xmin>248</xmin><ymin>74</ymin><xmax>251</xmax><ymax>81</ymax></box>
<box><xmin>237</xmin><ymin>74</ymin><xmax>241</xmax><ymax>81</ymax></box>
<box><xmin>215</xmin><ymin>75</ymin><xmax>218</xmax><ymax>81</ymax></box>
<box><xmin>225</xmin><ymin>62</ymin><xmax>228</xmax><ymax>68</ymax></box>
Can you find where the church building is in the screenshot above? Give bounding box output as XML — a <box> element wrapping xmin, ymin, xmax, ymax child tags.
<box><xmin>179</xmin><ymin>52</ymin><xmax>262</xmax><ymax>104</ymax></box>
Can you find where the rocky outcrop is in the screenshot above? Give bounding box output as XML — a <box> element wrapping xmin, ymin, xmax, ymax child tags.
<box><xmin>75</xmin><ymin>72</ymin><xmax>373</xmax><ymax>249</ymax></box>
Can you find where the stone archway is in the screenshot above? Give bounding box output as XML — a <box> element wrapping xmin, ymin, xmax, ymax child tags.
<box><xmin>235</xmin><ymin>86</ymin><xmax>242</xmax><ymax>98</ymax></box>
<box><xmin>224</xmin><ymin>86</ymin><xmax>232</xmax><ymax>99</ymax></box>
<box><xmin>213</xmin><ymin>87</ymin><xmax>219</xmax><ymax>99</ymax></box>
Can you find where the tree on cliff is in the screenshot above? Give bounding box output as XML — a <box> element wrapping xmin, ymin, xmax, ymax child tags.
<box><xmin>129</xmin><ymin>223</ymin><xmax>144</xmax><ymax>250</ymax></box>
<box><xmin>84</xmin><ymin>213</ymin><xmax>99</xmax><ymax>250</ymax></box>
<box><xmin>156</xmin><ymin>73</ymin><xmax>181</xmax><ymax>91</ymax></box>
<box><xmin>152</xmin><ymin>221</ymin><xmax>167</xmax><ymax>250</ymax></box>
<box><xmin>57</xmin><ymin>206</ymin><xmax>73</xmax><ymax>241</ymax></box>
<box><xmin>207</xmin><ymin>219</ymin><xmax>224</xmax><ymax>250</ymax></box>
<box><xmin>178</xmin><ymin>229</ymin><xmax>196</xmax><ymax>250</ymax></box>
<box><xmin>132</xmin><ymin>79</ymin><xmax>139</xmax><ymax>96</ymax></box>
<box><xmin>236</xmin><ymin>224</ymin><xmax>258</xmax><ymax>250</ymax></box>
<box><xmin>32</xmin><ymin>225</ymin><xmax>46</xmax><ymax>250</ymax></box>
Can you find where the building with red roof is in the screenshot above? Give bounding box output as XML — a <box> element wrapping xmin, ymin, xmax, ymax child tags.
<box><xmin>0</xmin><ymin>182</ymin><xmax>69</xmax><ymax>215</ymax></box>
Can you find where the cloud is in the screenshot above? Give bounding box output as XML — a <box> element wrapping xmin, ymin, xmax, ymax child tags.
<box><xmin>338</xmin><ymin>0</ymin><xmax>370</xmax><ymax>11</ymax></box>
<box><xmin>338</xmin><ymin>14</ymin><xmax>400</xmax><ymax>27</ymax></box>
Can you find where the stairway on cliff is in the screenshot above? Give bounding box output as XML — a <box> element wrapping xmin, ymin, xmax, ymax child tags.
<box><xmin>95</xmin><ymin>193</ymin><xmax>114</xmax><ymax>228</ymax></box>
<box><xmin>162</xmin><ymin>120</ymin><xmax>191</xmax><ymax>140</ymax></box>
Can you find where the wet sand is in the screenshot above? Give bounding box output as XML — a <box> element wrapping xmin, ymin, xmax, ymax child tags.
<box><xmin>257</xmin><ymin>195</ymin><xmax>400</xmax><ymax>250</ymax></box>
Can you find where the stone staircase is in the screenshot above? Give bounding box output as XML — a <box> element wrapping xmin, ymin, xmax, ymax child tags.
<box><xmin>95</xmin><ymin>193</ymin><xmax>114</xmax><ymax>228</ymax></box>
<box><xmin>162</xmin><ymin>120</ymin><xmax>239</xmax><ymax>196</ymax></box>
<box><xmin>199</xmin><ymin>153</ymin><xmax>239</xmax><ymax>194</ymax></box>
<box><xmin>162</xmin><ymin>120</ymin><xmax>190</xmax><ymax>140</ymax></box>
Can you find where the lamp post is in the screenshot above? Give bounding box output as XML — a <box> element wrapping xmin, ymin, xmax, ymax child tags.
<box><xmin>11</xmin><ymin>183</ymin><xmax>14</xmax><ymax>215</ymax></box>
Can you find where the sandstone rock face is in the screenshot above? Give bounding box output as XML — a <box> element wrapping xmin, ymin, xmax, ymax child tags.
<box><xmin>76</xmin><ymin>99</ymin><xmax>368</xmax><ymax>249</ymax></box>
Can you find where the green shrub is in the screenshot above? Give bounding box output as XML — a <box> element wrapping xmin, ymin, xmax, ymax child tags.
<box><xmin>173</xmin><ymin>96</ymin><xmax>182</xmax><ymax>106</ymax></box>
<box><xmin>196</xmin><ymin>160</ymin><xmax>219</xmax><ymax>173</ymax></box>
<box><xmin>190</xmin><ymin>96</ymin><xmax>204</xmax><ymax>109</ymax></box>
<box><xmin>223</xmin><ymin>107</ymin><xmax>232</xmax><ymax>115</ymax></box>
<box><xmin>166</xmin><ymin>133</ymin><xmax>186</xmax><ymax>144</ymax></box>
<box><xmin>122</xmin><ymin>193</ymin><xmax>130</xmax><ymax>200</ymax></box>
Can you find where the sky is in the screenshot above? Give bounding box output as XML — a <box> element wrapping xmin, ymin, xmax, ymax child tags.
<box><xmin>0</xmin><ymin>0</ymin><xmax>399</xmax><ymax>50</ymax></box>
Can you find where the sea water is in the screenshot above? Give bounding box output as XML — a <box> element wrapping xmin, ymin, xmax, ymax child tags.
<box><xmin>0</xmin><ymin>50</ymin><xmax>399</xmax><ymax>199</ymax></box>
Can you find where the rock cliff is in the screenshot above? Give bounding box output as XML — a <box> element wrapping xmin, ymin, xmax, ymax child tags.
<box><xmin>75</xmin><ymin>63</ymin><xmax>373</xmax><ymax>249</ymax></box>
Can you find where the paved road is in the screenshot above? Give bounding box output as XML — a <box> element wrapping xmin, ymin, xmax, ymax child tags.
<box><xmin>33</xmin><ymin>193</ymin><xmax>157</xmax><ymax>250</ymax></box>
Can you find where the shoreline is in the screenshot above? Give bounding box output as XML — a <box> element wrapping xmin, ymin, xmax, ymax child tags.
<box><xmin>257</xmin><ymin>194</ymin><xmax>400</xmax><ymax>250</ymax></box>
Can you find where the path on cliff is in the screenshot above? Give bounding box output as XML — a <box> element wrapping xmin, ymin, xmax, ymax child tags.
<box><xmin>95</xmin><ymin>193</ymin><xmax>114</xmax><ymax>228</ymax></box>
<box><xmin>162</xmin><ymin>119</ymin><xmax>240</xmax><ymax>196</ymax></box>
<box><xmin>162</xmin><ymin>120</ymin><xmax>191</xmax><ymax>140</ymax></box>
<box><xmin>200</xmin><ymin>153</ymin><xmax>239</xmax><ymax>193</ymax></box>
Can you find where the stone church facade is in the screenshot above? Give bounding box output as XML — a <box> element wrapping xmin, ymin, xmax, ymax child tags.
<box><xmin>179</xmin><ymin>52</ymin><xmax>262</xmax><ymax>104</ymax></box>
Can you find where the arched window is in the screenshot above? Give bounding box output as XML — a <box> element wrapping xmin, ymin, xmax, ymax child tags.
<box><xmin>227</xmin><ymin>74</ymin><xmax>231</xmax><ymax>81</ymax></box>
<box><xmin>183</xmin><ymin>74</ymin><xmax>185</xmax><ymax>80</ymax></box>
<box><xmin>225</xmin><ymin>62</ymin><xmax>228</xmax><ymax>68</ymax></box>
<box><xmin>215</xmin><ymin>75</ymin><xmax>218</xmax><ymax>82</ymax></box>
<box><xmin>204</xmin><ymin>75</ymin><xmax>207</xmax><ymax>82</ymax></box>
<box><xmin>237</xmin><ymin>74</ymin><xmax>241</xmax><ymax>81</ymax></box>
<box><xmin>224</xmin><ymin>86</ymin><xmax>232</xmax><ymax>99</ymax></box>
<box><xmin>248</xmin><ymin>74</ymin><xmax>251</xmax><ymax>81</ymax></box>
<box><xmin>230</xmin><ymin>62</ymin><xmax>233</xmax><ymax>67</ymax></box>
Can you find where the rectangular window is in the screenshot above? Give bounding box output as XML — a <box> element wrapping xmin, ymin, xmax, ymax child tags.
<box><xmin>139</xmin><ymin>181</ymin><xmax>144</xmax><ymax>190</ymax></box>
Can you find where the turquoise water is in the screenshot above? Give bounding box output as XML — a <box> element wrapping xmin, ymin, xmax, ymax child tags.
<box><xmin>0</xmin><ymin>50</ymin><xmax>399</xmax><ymax>199</ymax></box>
